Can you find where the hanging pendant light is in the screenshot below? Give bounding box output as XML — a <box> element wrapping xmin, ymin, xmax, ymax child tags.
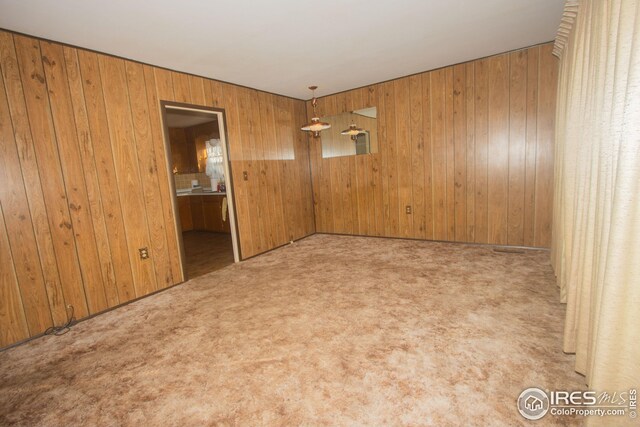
<box><xmin>301</xmin><ymin>85</ymin><xmax>331</xmax><ymax>138</ymax></box>
<box><xmin>341</xmin><ymin>123</ymin><xmax>366</xmax><ymax>141</ymax></box>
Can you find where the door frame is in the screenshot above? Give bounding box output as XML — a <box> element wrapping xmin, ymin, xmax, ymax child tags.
<box><xmin>160</xmin><ymin>101</ymin><xmax>241</xmax><ymax>280</ymax></box>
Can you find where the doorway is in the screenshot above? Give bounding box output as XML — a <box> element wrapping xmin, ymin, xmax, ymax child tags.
<box><xmin>161</xmin><ymin>102</ymin><xmax>240</xmax><ymax>280</ymax></box>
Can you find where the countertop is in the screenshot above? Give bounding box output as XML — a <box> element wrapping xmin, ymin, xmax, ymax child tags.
<box><xmin>176</xmin><ymin>188</ymin><xmax>226</xmax><ymax>197</ymax></box>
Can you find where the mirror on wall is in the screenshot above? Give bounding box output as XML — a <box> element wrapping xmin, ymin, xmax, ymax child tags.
<box><xmin>320</xmin><ymin>107</ymin><xmax>377</xmax><ymax>159</ymax></box>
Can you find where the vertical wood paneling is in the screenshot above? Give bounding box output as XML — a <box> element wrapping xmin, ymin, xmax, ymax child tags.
<box><xmin>254</xmin><ymin>92</ymin><xmax>275</xmax><ymax>248</ymax></box>
<box><xmin>309</xmin><ymin>43</ymin><xmax>558</xmax><ymax>249</ymax></box>
<box><xmin>534</xmin><ymin>44</ymin><xmax>557</xmax><ymax>248</ymax></box>
<box><xmin>0</xmin><ymin>29</ymin><xmax>315</xmax><ymax>348</ymax></box>
<box><xmin>409</xmin><ymin>75</ymin><xmax>426</xmax><ymax>239</ymax></box>
<box><xmin>337</xmin><ymin>92</ymin><xmax>355</xmax><ymax>235</ymax></box>
<box><xmin>78</xmin><ymin>50</ymin><xmax>137</xmax><ymax>303</ymax></box>
<box><xmin>0</xmin><ymin>57</ymin><xmax>53</xmax><ymax>334</ymax></box>
<box><xmin>310</xmin><ymin>98</ymin><xmax>333</xmax><ymax>233</ymax></box>
<box><xmin>422</xmin><ymin>73</ymin><xmax>434</xmax><ymax>240</ymax></box>
<box><xmin>354</xmin><ymin>88</ymin><xmax>368</xmax><ymax>235</ymax></box>
<box><xmin>259</xmin><ymin>92</ymin><xmax>286</xmax><ymax>245</ymax></box>
<box><xmin>376</xmin><ymin>83</ymin><xmax>389</xmax><ymax>236</ymax></box>
<box><xmin>474</xmin><ymin>58</ymin><xmax>490</xmax><ymax>243</ymax></box>
<box><xmin>273</xmin><ymin>96</ymin><xmax>293</xmax><ymax>242</ymax></box>
<box><xmin>41</xmin><ymin>41</ymin><xmax>109</xmax><ymax>314</ymax></box>
<box><xmin>188</xmin><ymin>75</ymin><xmax>206</xmax><ymax>105</ymax></box>
<box><xmin>431</xmin><ymin>69</ymin><xmax>448</xmax><ymax>240</ymax></box>
<box><xmin>0</xmin><ymin>33</ymin><xmax>68</xmax><ymax>326</ymax></box>
<box><xmin>347</xmin><ymin>101</ymin><xmax>360</xmax><ymax>236</ymax></box>
<box><xmin>366</xmin><ymin>87</ymin><xmax>380</xmax><ymax>236</ymax></box>
<box><xmin>487</xmin><ymin>54</ymin><xmax>509</xmax><ymax>245</ymax></box>
<box><xmin>356</xmin><ymin>146</ymin><xmax>368</xmax><ymax>235</ymax></box>
<box><xmin>143</xmin><ymin>65</ymin><xmax>183</xmax><ymax>283</ymax></box>
<box><xmin>453</xmin><ymin>64</ymin><xmax>467</xmax><ymax>242</ymax></box>
<box><xmin>98</xmin><ymin>55</ymin><xmax>157</xmax><ymax>297</ymax></box>
<box><xmin>171</xmin><ymin>72</ymin><xmax>191</xmax><ymax>104</ymax></box>
<box><xmin>327</xmin><ymin>97</ymin><xmax>344</xmax><ymax>233</ymax></box>
<box><xmin>224</xmin><ymin>88</ymin><xmax>255</xmax><ymax>257</ymax></box>
<box><xmin>125</xmin><ymin>62</ymin><xmax>173</xmax><ymax>288</ymax></box>
<box><xmin>444</xmin><ymin>68</ymin><xmax>456</xmax><ymax>241</ymax></box>
<box><xmin>523</xmin><ymin>46</ymin><xmax>540</xmax><ymax>247</ymax></box>
<box><xmin>508</xmin><ymin>50</ymin><xmax>528</xmax><ymax>246</ymax></box>
<box><xmin>208</xmin><ymin>80</ymin><xmax>223</xmax><ymax>109</ymax></box>
<box><xmin>63</xmin><ymin>46</ymin><xmax>120</xmax><ymax>307</ymax></box>
<box><xmin>369</xmin><ymin>86</ymin><xmax>382</xmax><ymax>236</ymax></box>
<box><xmin>237</xmin><ymin>87</ymin><xmax>265</xmax><ymax>254</ymax></box>
<box><xmin>384</xmin><ymin>81</ymin><xmax>399</xmax><ymax>237</ymax></box>
<box><xmin>13</xmin><ymin>35</ymin><xmax>90</xmax><ymax>321</ymax></box>
<box><xmin>0</xmin><ymin>203</ymin><xmax>29</xmax><ymax>346</ymax></box>
<box><xmin>464</xmin><ymin>62</ymin><xmax>476</xmax><ymax>242</ymax></box>
<box><xmin>294</xmin><ymin>100</ymin><xmax>314</xmax><ymax>239</ymax></box>
<box><xmin>395</xmin><ymin>78</ymin><xmax>412</xmax><ymax>238</ymax></box>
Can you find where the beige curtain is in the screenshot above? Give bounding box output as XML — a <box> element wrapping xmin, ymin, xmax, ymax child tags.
<box><xmin>552</xmin><ymin>0</ymin><xmax>640</xmax><ymax>406</ymax></box>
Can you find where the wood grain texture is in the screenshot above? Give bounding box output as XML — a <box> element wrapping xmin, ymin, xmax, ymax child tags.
<box><xmin>41</xmin><ymin>41</ymin><xmax>109</xmax><ymax>314</ymax></box>
<box><xmin>308</xmin><ymin>44</ymin><xmax>558</xmax><ymax>248</ymax></box>
<box><xmin>125</xmin><ymin>61</ymin><xmax>173</xmax><ymax>289</ymax></box>
<box><xmin>0</xmin><ymin>29</ymin><xmax>314</xmax><ymax>348</ymax></box>
<box><xmin>63</xmin><ymin>47</ymin><xmax>120</xmax><ymax>308</ymax></box>
<box><xmin>13</xmin><ymin>35</ymin><xmax>91</xmax><ymax>323</ymax></box>
<box><xmin>78</xmin><ymin>50</ymin><xmax>137</xmax><ymax>304</ymax></box>
<box><xmin>0</xmin><ymin>33</ymin><xmax>68</xmax><ymax>326</ymax></box>
<box><xmin>487</xmin><ymin>54</ymin><xmax>509</xmax><ymax>245</ymax></box>
<box><xmin>144</xmin><ymin>65</ymin><xmax>183</xmax><ymax>283</ymax></box>
<box><xmin>0</xmin><ymin>59</ymin><xmax>51</xmax><ymax>339</ymax></box>
<box><xmin>0</xmin><ymin>203</ymin><xmax>29</xmax><ymax>346</ymax></box>
<box><xmin>98</xmin><ymin>55</ymin><xmax>158</xmax><ymax>298</ymax></box>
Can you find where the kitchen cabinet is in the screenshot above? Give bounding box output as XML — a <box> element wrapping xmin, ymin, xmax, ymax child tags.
<box><xmin>203</xmin><ymin>195</ymin><xmax>229</xmax><ymax>232</ymax></box>
<box><xmin>177</xmin><ymin>196</ymin><xmax>193</xmax><ymax>231</ymax></box>
<box><xmin>190</xmin><ymin>196</ymin><xmax>205</xmax><ymax>230</ymax></box>
<box><xmin>203</xmin><ymin>197</ymin><xmax>222</xmax><ymax>232</ymax></box>
<box><xmin>177</xmin><ymin>194</ymin><xmax>229</xmax><ymax>233</ymax></box>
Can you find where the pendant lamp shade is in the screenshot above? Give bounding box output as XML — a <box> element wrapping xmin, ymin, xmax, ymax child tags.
<box><xmin>341</xmin><ymin>123</ymin><xmax>365</xmax><ymax>141</ymax></box>
<box><xmin>301</xmin><ymin>86</ymin><xmax>331</xmax><ymax>138</ymax></box>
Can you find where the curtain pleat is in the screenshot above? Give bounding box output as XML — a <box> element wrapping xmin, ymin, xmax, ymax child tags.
<box><xmin>552</xmin><ymin>0</ymin><xmax>640</xmax><ymax>418</ymax></box>
<box><xmin>553</xmin><ymin>1</ymin><xmax>580</xmax><ymax>58</ymax></box>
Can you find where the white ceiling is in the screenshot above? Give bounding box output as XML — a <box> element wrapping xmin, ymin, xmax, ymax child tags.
<box><xmin>0</xmin><ymin>0</ymin><xmax>564</xmax><ymax>100</ymax></box>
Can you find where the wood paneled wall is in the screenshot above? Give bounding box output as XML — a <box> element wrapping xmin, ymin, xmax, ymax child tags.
<box><xmin>308</xmin><ymin>43</ymin><xmax>557</xmax><ymax>248</ymax></box>
<box><xmin>0</xmin><ymin>30</ymin><xmax>314</xmax><ymax>347</ymax></box>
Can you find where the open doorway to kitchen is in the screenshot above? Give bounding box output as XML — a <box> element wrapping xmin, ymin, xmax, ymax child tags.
<box><xmin>161</xmin><ymin>102</ymin><xmax>240</xmax><ymax>280</ymax></box>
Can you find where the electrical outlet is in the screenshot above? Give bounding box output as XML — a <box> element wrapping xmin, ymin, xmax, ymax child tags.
<box><xmin>243</xmin><ymin>171</ymin><xmax>248</xmax><ymax>181</ymax></box>
<box><xmin>405</xmin><ymin>205</ymin><xmax>412</xmax><ymax>214</ymax></box>
<box><xmin>138</xmin><ymin>247</ymin><xmax>149</xmax><ymax>260</ymax></box>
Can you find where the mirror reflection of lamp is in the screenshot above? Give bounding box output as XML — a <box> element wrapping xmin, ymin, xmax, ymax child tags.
<box><xmin>341</xmin><ymin>123</ymin><xmax>366</xmax><ymax>141</ymax></box>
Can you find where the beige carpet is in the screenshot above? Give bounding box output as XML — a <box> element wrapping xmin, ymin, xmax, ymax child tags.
<box><xmin>0</xmin><ymin>234</ymin><xmax>585</xmax><ymax>426</ymax></box>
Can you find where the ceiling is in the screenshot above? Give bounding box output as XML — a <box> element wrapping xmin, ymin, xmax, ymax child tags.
<box><xmin>165</xmin><ymin>109</ymin><xmax>216</xmax><ymax>129</ymax></box>
<box><xmin>0</xmin><ymin>0</ymin><xmax>564</xmax><ymax>100</ymax></box>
